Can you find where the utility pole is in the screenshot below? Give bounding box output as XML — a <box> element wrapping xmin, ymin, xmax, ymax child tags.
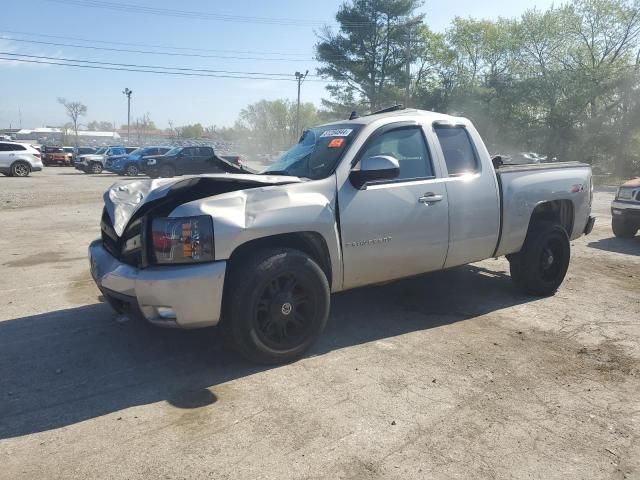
<box><xmin>122</xmin><ymin>88</ymin><xmax>132</xmax><ymax>143</ymax></box>
<box><xmin>294</xmin><ymin>70</ymin><xmax>308</xmax><ymax>140</ymax></box>
<box><xmin>404</xmin><ymin>22</ymin><xmax>412</xmax><ymax>108</ymax></box>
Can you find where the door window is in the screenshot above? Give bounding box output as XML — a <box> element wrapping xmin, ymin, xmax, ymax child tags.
<box><xmin>359</xmin><ymin>127</ymin><xmax>433</xmax><ymax>181</ymax></box>
<box><xmin>0</xmin><ymin>143</ymin><xmax>13</xmax><ymax>151</ymax></box>
<box><xmin>434</xmin><ymin>126</ymin><xmax>479</xmax><ymax>176</ymax></box>
<box><xmin>182</xmin><ymin>147</ymin><xmax>197</xmax><ymax>157</ymax></box>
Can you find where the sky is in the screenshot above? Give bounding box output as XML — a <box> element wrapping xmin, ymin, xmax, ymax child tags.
<box><xmin>0</xmin><ymin>0</ymin><xmax>557</xmax><ymax>130</ymax></box>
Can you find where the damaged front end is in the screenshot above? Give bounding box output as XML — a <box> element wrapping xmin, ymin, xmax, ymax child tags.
<box><xmin>101</xmin><ymin>174</ymin><xmax>302</xmax><ymax>268</ymax></box>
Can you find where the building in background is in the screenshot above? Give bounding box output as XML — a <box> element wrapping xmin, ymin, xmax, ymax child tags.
<box><xmin>14</xmin><ymin>128</ymin><xmax>121</xmax><ymax>145</ymax></box>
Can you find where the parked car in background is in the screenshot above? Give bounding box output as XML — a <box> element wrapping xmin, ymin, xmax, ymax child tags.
<box><xmin>63</xmin><ymin>146</ymin><xmax>75</xmax><ymax>162</ymax></box>
<box><xmin>75</xmin><ymin>146</ymin><xmax>137</xmax><ymax>174</ymax></box>
<box><xmin>90</xmin><ymin>107</ymin><xmax>594</xmax><ymax>363</ymax></box>
<box><xmin>143</xmin><ymin>146</ymin><xmax>245</xmax><ymax>178</ymax></box>
<box><xmin>611</xmin><ymin>177</ymin><xmax>640</xmax><ymax>237</ymax></box>
<box><xmin>0</xmin><ymin>141</ymin><xmax>43</xmax><ymax>177</ymax></box>
<box><xmin>106</xmin><ymin>146</ymin><xmax>171</xmax><ymax>176</ymax></box>
<box><xmin>42</xmin><ymin>145</ymin><xmax>73</xmax><ymax>166</ymax></box>
<box><xmin>75</xmin><ymin>146</ymin><xmax>97</xmax><ymax>157</ymax></box>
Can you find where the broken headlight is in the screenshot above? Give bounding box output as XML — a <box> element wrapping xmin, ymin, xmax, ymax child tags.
<box><xmin>150</xmin><ymin>216</ymin><xmax>214</xmax><ymax>264</ymax></box>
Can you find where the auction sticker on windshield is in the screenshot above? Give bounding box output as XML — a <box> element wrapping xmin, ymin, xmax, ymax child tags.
<box><xmin>320</xmin><ymin>129</ymin><xmax>353</xmax><ymax>137</ymax></box>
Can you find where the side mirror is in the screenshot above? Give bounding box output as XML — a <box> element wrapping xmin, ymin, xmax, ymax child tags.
<box><xmin>349</xmin><ymin>155</ymin><xmax>400</xmax><ymax>189</ymax></box>
<box><xmin>491</xmin><ymin>155</ymin><xmax>503</xmax><ymax>169</ymax></box>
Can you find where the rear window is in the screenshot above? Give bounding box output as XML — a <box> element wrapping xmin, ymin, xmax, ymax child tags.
<box><xmin>434</xmin><ymin>126</ymin><xmax>479</xmax><ymax>176</ymax></box>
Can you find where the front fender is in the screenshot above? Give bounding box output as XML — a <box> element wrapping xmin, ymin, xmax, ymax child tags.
<box><xmin>171</xmin><ymin>176</ymin><xmax>343</xmax><ymax>290</ymax></box>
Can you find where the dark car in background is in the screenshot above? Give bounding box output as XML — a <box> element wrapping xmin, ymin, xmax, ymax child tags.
<box><xmin>105</xmin><ymin>146</ymin><xmax>171</xmax><ymax>176</ymax></box>
<box><xmin>143</xmin><ymin>146</ymin><xmax>246</xmax><ymax>178</ymax></box>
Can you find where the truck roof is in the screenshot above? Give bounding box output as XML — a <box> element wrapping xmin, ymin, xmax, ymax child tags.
<box><xmin>321</xmin><ymin>108</ymin><xmax>465</xmax><ymax>127</ymax></box>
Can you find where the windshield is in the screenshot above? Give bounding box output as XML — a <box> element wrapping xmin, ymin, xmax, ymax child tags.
<box><xmin>263</xmin><ymin>124</ymin><xmax>362</xmax><ymax>179</ymax></box>
<box><xmin>94</xmin><ymin>147</ymin><xmax>107</xmax><ymax>155</ymax></box>
<box><xmin>165</xmin><ymin>147</ymin><xmax>182</xmax><ymax>156</ymax></box>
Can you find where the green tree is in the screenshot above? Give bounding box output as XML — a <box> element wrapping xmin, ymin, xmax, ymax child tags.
<box><xmin>316</xmin><ymin>0</ymin><xmax>424</xmax><ymax>113</ymax></box>
<box><xmin>237</xmin><ymin>99</ymin><xmax>319</xmax><ymax>153</ymax></box>
<box><xmin>87</xmin><ymin>121</ymin><xmax>115</xmax><ymax>131</ymax></box>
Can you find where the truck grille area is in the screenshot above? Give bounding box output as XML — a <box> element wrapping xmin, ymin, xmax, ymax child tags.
<box><xmin>100</xmin><ymin>208</ymin><xmax>146</xmax><ymax>268</ymax></box>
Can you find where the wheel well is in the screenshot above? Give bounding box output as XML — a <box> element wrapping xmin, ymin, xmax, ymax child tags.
<box><xmin>226</xmin><ymin>232</ymin><xmax>333</xmax><ymax>287</ymax></box>
<box><xmin>529</xmin><ymin>200</ymin><xmax>574</xmax><ymax>235</ymax></box>
<box><xmin>11</xmin><ymin>160</ymin><xmax>30</xmax><ymax>169</ymax></box>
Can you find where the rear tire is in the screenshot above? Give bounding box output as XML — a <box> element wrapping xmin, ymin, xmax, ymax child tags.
<box><xmin>612</xmin><ymin>218</ymin><xmax>637</xmax><ymax>238</ymax></box>
<box><xmin>10</xmin><ymin>161</ymin><xmax>31</xmax><ymax>177</ymax></box>
<box><xmin>124</xmin><ymin>164</ymin><xmax>139</xmax><ymax>176</ymax></box>
<box><xmin>509</xmin><ymin>221</ymin><xmax>570</xmax><ymax>296</ymax></box>
<box><xmin>222</xmin><ymin>248</ymin><xmax>330</xmax><ymax>364</ymax></box>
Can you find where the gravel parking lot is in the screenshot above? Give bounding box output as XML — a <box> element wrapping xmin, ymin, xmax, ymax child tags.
<box><xmin>1</xmin><ymin>168</ymin><xmax>638</xmax><ymax>480</ymax></box>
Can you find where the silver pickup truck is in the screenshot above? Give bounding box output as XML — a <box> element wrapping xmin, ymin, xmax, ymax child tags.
<box><xmin>89</xmin><ymin>108</ymin><xmax>595</xmax><ymax>364</ymax></box>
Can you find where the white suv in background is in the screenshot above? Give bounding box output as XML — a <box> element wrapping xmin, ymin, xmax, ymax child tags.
<box><xmin>0</xmin><ymin>141</ymin><xmax>44</xmax><ymax>177</ymax></box>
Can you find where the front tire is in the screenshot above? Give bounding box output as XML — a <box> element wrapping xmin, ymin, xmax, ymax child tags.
<box><xmin>509</xmin><ymin>221</ymin><xmax>570</xmax><ymax>296</ymax></box>
<box><xmin>90</xmin><ymin>162</ymin><xmax>103</xmax><ymax>174</ymax></box>
<box><xmin>11</xmin><ymin>161</ymin><xmax>31</xmax><ymax>177</ymax></box>
<box><xmin>223</xmin><ymin>248</ymin><xmax>330</xmax><ymax>364</ymax></box>
<box><xmin>612</xmin><ymin>218</ymin><xmax>637</xmax><ymax>238</ymax></box>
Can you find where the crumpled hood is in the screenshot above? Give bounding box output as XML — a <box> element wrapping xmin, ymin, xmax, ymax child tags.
<box><xmin>104</xmin><ymin>173</ymin><xmax>302</xmax><ymax>236</ymax></box>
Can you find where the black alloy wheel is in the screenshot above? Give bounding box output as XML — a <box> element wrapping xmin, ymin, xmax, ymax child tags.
<box><xmin>223</xmin><ymin>248</ymin><xmax>330</xmax><ymax>364</ymax></box>
<box><xmin>509</xmin><ymin>221</ymin><xmax>570</xmax><ymax>296</ymax></box>
<box><xmin>253</xmin><ymin>271</ymin><xmax>317</xmax><ymax>351</ymax></box>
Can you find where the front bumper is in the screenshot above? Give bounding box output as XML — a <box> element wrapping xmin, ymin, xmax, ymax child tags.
<box><xmin>75</xmin><ymin>163</ymin><xmax>89</xmax><ymax>172</ymax></box>
<box><xmin>611</xmin><ymin>200</ymin><xmax>640</xmax><ymax>226</ymax></box>
<box><xmin>89</xmin><ymin>239</ymin><xmax>226</xmax><ymax>329</ymax></box>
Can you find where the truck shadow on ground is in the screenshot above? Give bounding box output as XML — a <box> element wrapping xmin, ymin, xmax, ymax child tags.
<box><xmin>587</xmin><ymin>236</ymin><xmax>640</xmax><ymax>256</ymax></box>
<box><xmin>0</xmin><ymin>263</ymin><xmax>533</xmax><ymax>440</ymax></box>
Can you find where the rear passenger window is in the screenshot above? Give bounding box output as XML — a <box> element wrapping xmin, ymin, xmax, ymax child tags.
<box><xmin>434</xmin><ymin>126</ymin><xmax>479</xmax><ymax>176</ymax></box>
<box><xmin>0</xmin><ymin>143</ymin><xmax>11</xmax><ymax>152</ymax></box>
<box><xmin>359</xmin><ymin>127</ymin><xmax>433</xmax><ymax>181</ymax></box>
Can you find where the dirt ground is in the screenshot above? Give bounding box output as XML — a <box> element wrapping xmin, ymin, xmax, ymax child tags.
<box><xmin>0</xmin><ymin>169</ymin><xmax>638</xmax><ymax>480</ymax></box>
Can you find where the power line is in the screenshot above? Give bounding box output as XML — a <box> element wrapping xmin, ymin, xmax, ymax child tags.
<box><xmin>0</xmin><ymin>36</ymin><xmax>316</xmax><ymax>62</ymax></box>
<box><xmin>46</xmin><ymin>0</ymin><xmax>376</xmax><ymax>27</ymax></box>
<box><xmin>0</xmin><ymin>29</ymin><xmax>312</xmax><ymax>57</ymax></box>
<box><xmin>0</xmin><ymin>55</ymin><xmax>331</xmax><ymax>82</ymax></box>
<box><xmin>0</xmin><ymin>52</ymin><xmax>322</xmax><ymax>77</ymax></box>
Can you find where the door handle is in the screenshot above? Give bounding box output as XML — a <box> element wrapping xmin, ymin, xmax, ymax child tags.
<box><xmin>418</xmin><ymin>192</ymin><xmax>443</xmax><ymax>204</ymax></box>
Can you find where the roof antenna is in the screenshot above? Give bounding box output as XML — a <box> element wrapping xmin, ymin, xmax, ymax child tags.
<box><xmin>349</xmin><ymin>111</ymin><xmax>359</xmax><ymax>120</ymax></box>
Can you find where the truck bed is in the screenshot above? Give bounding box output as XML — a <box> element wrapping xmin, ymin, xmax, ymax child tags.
<box><xmin>494</xmin><ymin>161</ymin><xmax>592</xmax><ymax>257</ymax></box>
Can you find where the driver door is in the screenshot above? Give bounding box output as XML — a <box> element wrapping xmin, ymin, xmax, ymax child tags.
<box><xmin>338</xmin><ymin>123</ymin><xmax>450</xmax><ymax>289</ymax></box>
